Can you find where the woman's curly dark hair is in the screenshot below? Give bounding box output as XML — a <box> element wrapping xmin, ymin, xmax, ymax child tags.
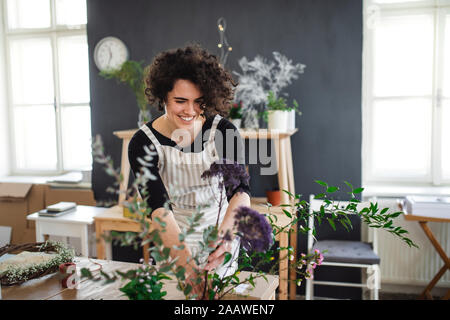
<box><xmin>144</xmin><ymin>44</ymin><xmax>236</xmax><ymax>118</ymax></box>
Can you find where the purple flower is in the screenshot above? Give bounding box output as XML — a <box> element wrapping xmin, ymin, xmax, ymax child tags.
<box><xmin>201</xmin><ymin>159</ymin><xmax>250</xmax><ymax>199</ymax></box>
<box><xmin>234</xmin><ymin>206</ymin><xmax>274</xmax><ymax>252</ymax></box>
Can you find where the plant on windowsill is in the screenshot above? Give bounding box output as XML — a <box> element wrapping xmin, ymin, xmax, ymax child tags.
<box><xmin>99</xmin><ymin>60</ymin><xmax>151</xmax><ymax>127</ymax></box>
<box><xmin>228</xmin><ymin>101</ymin><xmax>243</xmax><ymax>129</ymax></box>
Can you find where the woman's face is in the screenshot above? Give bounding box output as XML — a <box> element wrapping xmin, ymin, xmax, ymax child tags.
<box><xmin>164</xmin><ymin>79</ymin><xmax>204</xmax><ymax>130</ymax></box>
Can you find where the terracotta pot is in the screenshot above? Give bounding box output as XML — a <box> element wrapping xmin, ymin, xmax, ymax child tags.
<box><xmin>266</xmin><ymin>190</ymin><xmax>281</xmax><ymax>206</ymax></box>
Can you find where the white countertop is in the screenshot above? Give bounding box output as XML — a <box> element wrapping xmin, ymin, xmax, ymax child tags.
<box><xmin>27</xmin><ymin>205</ymin><xmax>108</xmax><ymax>225</ymax></box>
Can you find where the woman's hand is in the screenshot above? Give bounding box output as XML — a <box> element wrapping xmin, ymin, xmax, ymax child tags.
<box><xmin>203</xmin><ymin>240</ymin><xmax>233</xmax><ymax>272</ymax></box>
<box><xmin>184</xmin><ymin>267</ymin><xmax>206</xmax><ymax>299</ymax></box>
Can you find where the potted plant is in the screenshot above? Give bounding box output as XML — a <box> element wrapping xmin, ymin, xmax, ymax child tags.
<box><xmin>286</xmin><ymin>99</ymin><xmax>302</xmax><ymax>130</ymax></box>
<box><xmin>229</xmin><ymin>101</ymin><xmax>243</xmax><ymax>128</ymax></box>
<box><xmin>262</xmin><ymin>91</ymin><xmax>301</xmax><ymax>131</ymax></box>
<box><xmin>100</xmin><ymin>60</ymin><xmax>151</xmax><ymax>127</ymax></box>
<box><xmin>265</xmin><ymin>188</ymin><xmax>281</xmax><ymax>206</ymax></box>
<box><xmin>233</xmin><ymin>51</ymin><xmax>306</xmax><ymax>129</ymax></box>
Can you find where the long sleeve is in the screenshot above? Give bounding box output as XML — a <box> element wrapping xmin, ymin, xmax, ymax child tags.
<box><xmin>128</xmin><ymin>129</ymin><xmax>172</xmax><ymax>217</ymax></box>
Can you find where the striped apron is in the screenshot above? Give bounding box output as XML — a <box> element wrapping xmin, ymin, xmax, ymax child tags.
<box><xmin>140</xmin><ymin>114</ymin><xmax>239</xmax><ymax>278</ymax></box>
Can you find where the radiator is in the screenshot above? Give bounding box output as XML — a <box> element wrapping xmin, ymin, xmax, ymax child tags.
<box><xmin>372</xmin><ymin>198</ymin><xmax>450</xmax><ymax>287</ymax></box>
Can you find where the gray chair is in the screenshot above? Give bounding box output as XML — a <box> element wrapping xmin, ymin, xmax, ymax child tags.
<box><xmin>0</xmin><ymin>226</ymin><xmax>12</xmax><ymax>247</ymax></box>
<box><xmin>305</xmin><ymin>195</ymin><xmax>381</xmax><ymax>300</ymax></box>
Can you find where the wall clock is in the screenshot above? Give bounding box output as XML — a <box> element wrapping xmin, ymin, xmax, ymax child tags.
<box><xmin>93</xmin><ymin>36</ymin><xmax>129</xmax><ymax>71</ymax></box>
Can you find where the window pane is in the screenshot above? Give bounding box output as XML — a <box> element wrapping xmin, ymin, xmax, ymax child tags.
<box><xmin>10</xmin><ymin>38</ymin><xmax>54</xmax><ymax>105</ymax></box>
<box><xmin>61</xmin><ymin>106</ymin><xmax>92</xmax><ymax>170</ymax></box>
<box><xmin>370</xmin><ymin>98</ymin><xmax>432</xmax><ymax>178</ymax></box>
<box><xmin>372</xmin><ymin>14</ymin><xmax>434</xmax><ymax>97</ymax></box>
<box><xmin>58</xmin><ymin>35</ymin><xmax>90</xmax><ymax>103</ymax></box>
<box><xmin>55</xmin><ymin>0</ymin><xmax>87</xmax><ymax>26</ymax></box>
<box><xmin>13</xmin><ymin>105</ymin><xmax>57</xmax><ymax>170</ymax></box>
<box><xmin>442</xmin><ymin>14</ymin><xmax>450</xmax><ymax>97</ymax></box>
<box><xmin>441</xmin><ymin>100</ymin><xmax>450</xmax><ymax>180</ymax></box>
<box><xmin>7</xmin><ymin>0</ymin><xmax>51</xmax><ymax>29</ymax></box>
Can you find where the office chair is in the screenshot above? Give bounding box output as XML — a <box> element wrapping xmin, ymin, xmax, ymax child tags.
<box><xmin>305</xmin><ymin>194</ymin><xmax>381</xmax><ymax>300</ymax></box>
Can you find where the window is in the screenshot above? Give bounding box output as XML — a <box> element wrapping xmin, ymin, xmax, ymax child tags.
<box><xmin>2</xmin><ymin>0</ymin><xmax>91</xmax><ymax>174</ymax></box>
<box><xmin>363</xmin><ymin>0</ymin><xmax>450</xmax><ymax>186</ymax></box>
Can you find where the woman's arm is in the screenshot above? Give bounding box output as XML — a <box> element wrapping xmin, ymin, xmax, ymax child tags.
<box><xmin>151</xmin><ymin>207</ymin><xmax>204</xmax><ymax>296</ymax></box>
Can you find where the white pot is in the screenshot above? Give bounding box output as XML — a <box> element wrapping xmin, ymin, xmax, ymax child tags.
<box><xmin>287</xmin><ymin>109</ymin><xmax>296</xmax><ymax>130</ymax></box>
<box><xmin>268</xmin><ymin>110</ymin><xmax>289</xmax><ymax>131</ymax></box>
<box><xmin>231</xmin><ymin>118</ymin><xmax>242</xmax><ymax>129</ymax></box>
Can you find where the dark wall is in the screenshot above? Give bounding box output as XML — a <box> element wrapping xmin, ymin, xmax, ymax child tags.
<box><xmin>87</xmin><ymin>0</ymin><xmax>362</xmax><ymax>299</ymax></box>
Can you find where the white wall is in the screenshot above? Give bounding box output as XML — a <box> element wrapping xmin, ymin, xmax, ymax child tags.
<box><xmin>0</xmin><ymin>1</ymin><xmax>11</xmax><ymax>176</ymax></box>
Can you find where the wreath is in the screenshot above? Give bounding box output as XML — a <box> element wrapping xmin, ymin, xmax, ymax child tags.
<box><xmin>0</xmin><ymin>241</ymin><xmax>75</xmax><ymax>286</ymax></box>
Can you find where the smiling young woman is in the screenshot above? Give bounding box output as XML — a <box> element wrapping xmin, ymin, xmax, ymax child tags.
<box><xmin>128</xmin><ymin>44</ymin><xmax>251</xmax><ymax>298</ymax></box>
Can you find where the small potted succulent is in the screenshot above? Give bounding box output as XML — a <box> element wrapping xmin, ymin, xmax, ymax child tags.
<box><xmin>262</xmin><ymin>91</ymin><xmax>302</xmax><ymax>131</ymax></box>
<box><xmin>229</xmin><ymin>101</ymin><xmax>243</xmax><ymax>128</ymax></box>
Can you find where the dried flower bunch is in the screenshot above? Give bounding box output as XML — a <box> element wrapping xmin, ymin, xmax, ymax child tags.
<box><xmin>81</xmin><ymin>135</ymin><xmax>417</xmax><ymax>300</ymax></box>
<box><xmin>233</xmin><ymin>52</ymin><xmax>306</xmax><ymax>112</ymax></box>
<box><xmin>234</xmin><ymin>206</ymin><xmax>273</xmax><ymax>252</ymax></box>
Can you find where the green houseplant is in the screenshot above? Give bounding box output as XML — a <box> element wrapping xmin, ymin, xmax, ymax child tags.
<box><xmin>261</xmin><ymin>91</ymin><xmax>301</xmax><ymax>130</ymax></box>
<box><xmin>100</xmin><ymin>60</ymin><xmax>151</xmax><ymax>126</ymax></box>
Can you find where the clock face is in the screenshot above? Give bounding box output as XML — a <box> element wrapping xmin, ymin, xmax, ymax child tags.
<box><xmin>93</xmin><ymin>36</ymin><xmax>129</xmax><ymax>71</ymax></box>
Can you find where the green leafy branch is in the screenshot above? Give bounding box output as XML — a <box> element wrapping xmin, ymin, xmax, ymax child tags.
<box><xmin>100</xmin><ymin>60</ymin><xmax>150</xmax><ymax>118</ymax></box>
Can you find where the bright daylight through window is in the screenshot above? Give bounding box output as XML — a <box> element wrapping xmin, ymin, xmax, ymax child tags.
<box><xmin>3</xmin><ymin>0</ymin><xmax>91</xmax><ymax>174</ymax></box>
<box><xmin>363</xmin><ymin>0</ymin><xmax>450</xmax><ymax>186</ymax></box>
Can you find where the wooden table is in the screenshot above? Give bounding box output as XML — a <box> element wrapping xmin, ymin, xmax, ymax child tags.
<box><xmin>94</xmin><ymin>205</ymin><xmax>151</xmax><ymax>263</ymax></box>
<box><xmin>26</xmin><ymin>206</ymin><xmax>108</xmax><ymax>257</ymax></box>
<box><xmin>2</xmin><ymin>257</ymin><xmax>278</xmax><ymax>300</ymax></box>
<box><xmin>399</xmin><ymin>202</ymin><xmax>450</xmax><ymax>300</ymax></box>
<box><xmin>112</xmin><ymin>128</ymin><xmax>298</xmax><ymax>300</ymax></box>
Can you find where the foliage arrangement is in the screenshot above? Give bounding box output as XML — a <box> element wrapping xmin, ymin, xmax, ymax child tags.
<box><xmin>99</xmin><ymin>60</ymin><xmax>150</xmax><ymax>123</ymax></box>
<box><xmin>0</xmin><ymin>241</ymin><xmax>75</xmax><ymax>286</ymax></box>
<box><xmin>229</xmin><ymin>101</ymin><xmax>243</xmax><ymax>119</ymax></box>
<box><xmin>233</xmin><ymin>52</ymin><xmax>305</xmax><ymax>117</ymax></box>
<box><xmin>80</xmin><ymin>135</ymin><xmax>417</xmax><ymax>300</ymax></box>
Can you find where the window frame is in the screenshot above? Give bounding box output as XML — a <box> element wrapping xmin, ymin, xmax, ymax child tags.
<box><xmin>2</xmin><ymin>0</ymin><xmax>90</xmax><ymax>175</ymax></box>
<box><xmin>362</xmin><ymin>0</ymin><xmax>450</xmax><ymax>187</ymax></box>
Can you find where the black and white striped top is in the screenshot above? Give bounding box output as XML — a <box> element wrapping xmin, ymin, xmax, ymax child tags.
<box><xmin>128</xmin><ymin>115</ymin><xmax>251</xmax><ymax>217</ymax></box>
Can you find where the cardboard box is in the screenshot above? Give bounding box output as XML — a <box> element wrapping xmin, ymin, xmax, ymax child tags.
<box><xmin>44</xmin><ymin>185</ymin><xmax>96</xmax><ymax>207</ymax></box>
<box><xmin>0</xmin><ymin>183</ymin><xmax>46</xmax><ymax>244</ymax></box>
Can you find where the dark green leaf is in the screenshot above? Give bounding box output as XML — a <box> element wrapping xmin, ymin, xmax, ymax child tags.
<box><xmin>315</xmin><ymin>180</ymin><xmax>328</xmax><ymax>187</ymax></box>
<box><xmin>223</xmin><ymin>252</ymin><xmax>232</xmax><ymax>265</ymax></box>
<box><xmin>344</xmin><ymin>181</ymin><xmax>353</xmax><ymax>190</ymax></box>
<box><xmin>326</xmin><ymin>186</ymin><xmax>339</xmax><ymax>193</ymax></box>
<box><xmin>282</xmin><ymin>209</ymin><xmax>292</xmax><ymax>218</ymax></box>
<box><xmin>352</xmin><ymin>187</ymin><xmax>364</xmax><ymax>194</ymax></box>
